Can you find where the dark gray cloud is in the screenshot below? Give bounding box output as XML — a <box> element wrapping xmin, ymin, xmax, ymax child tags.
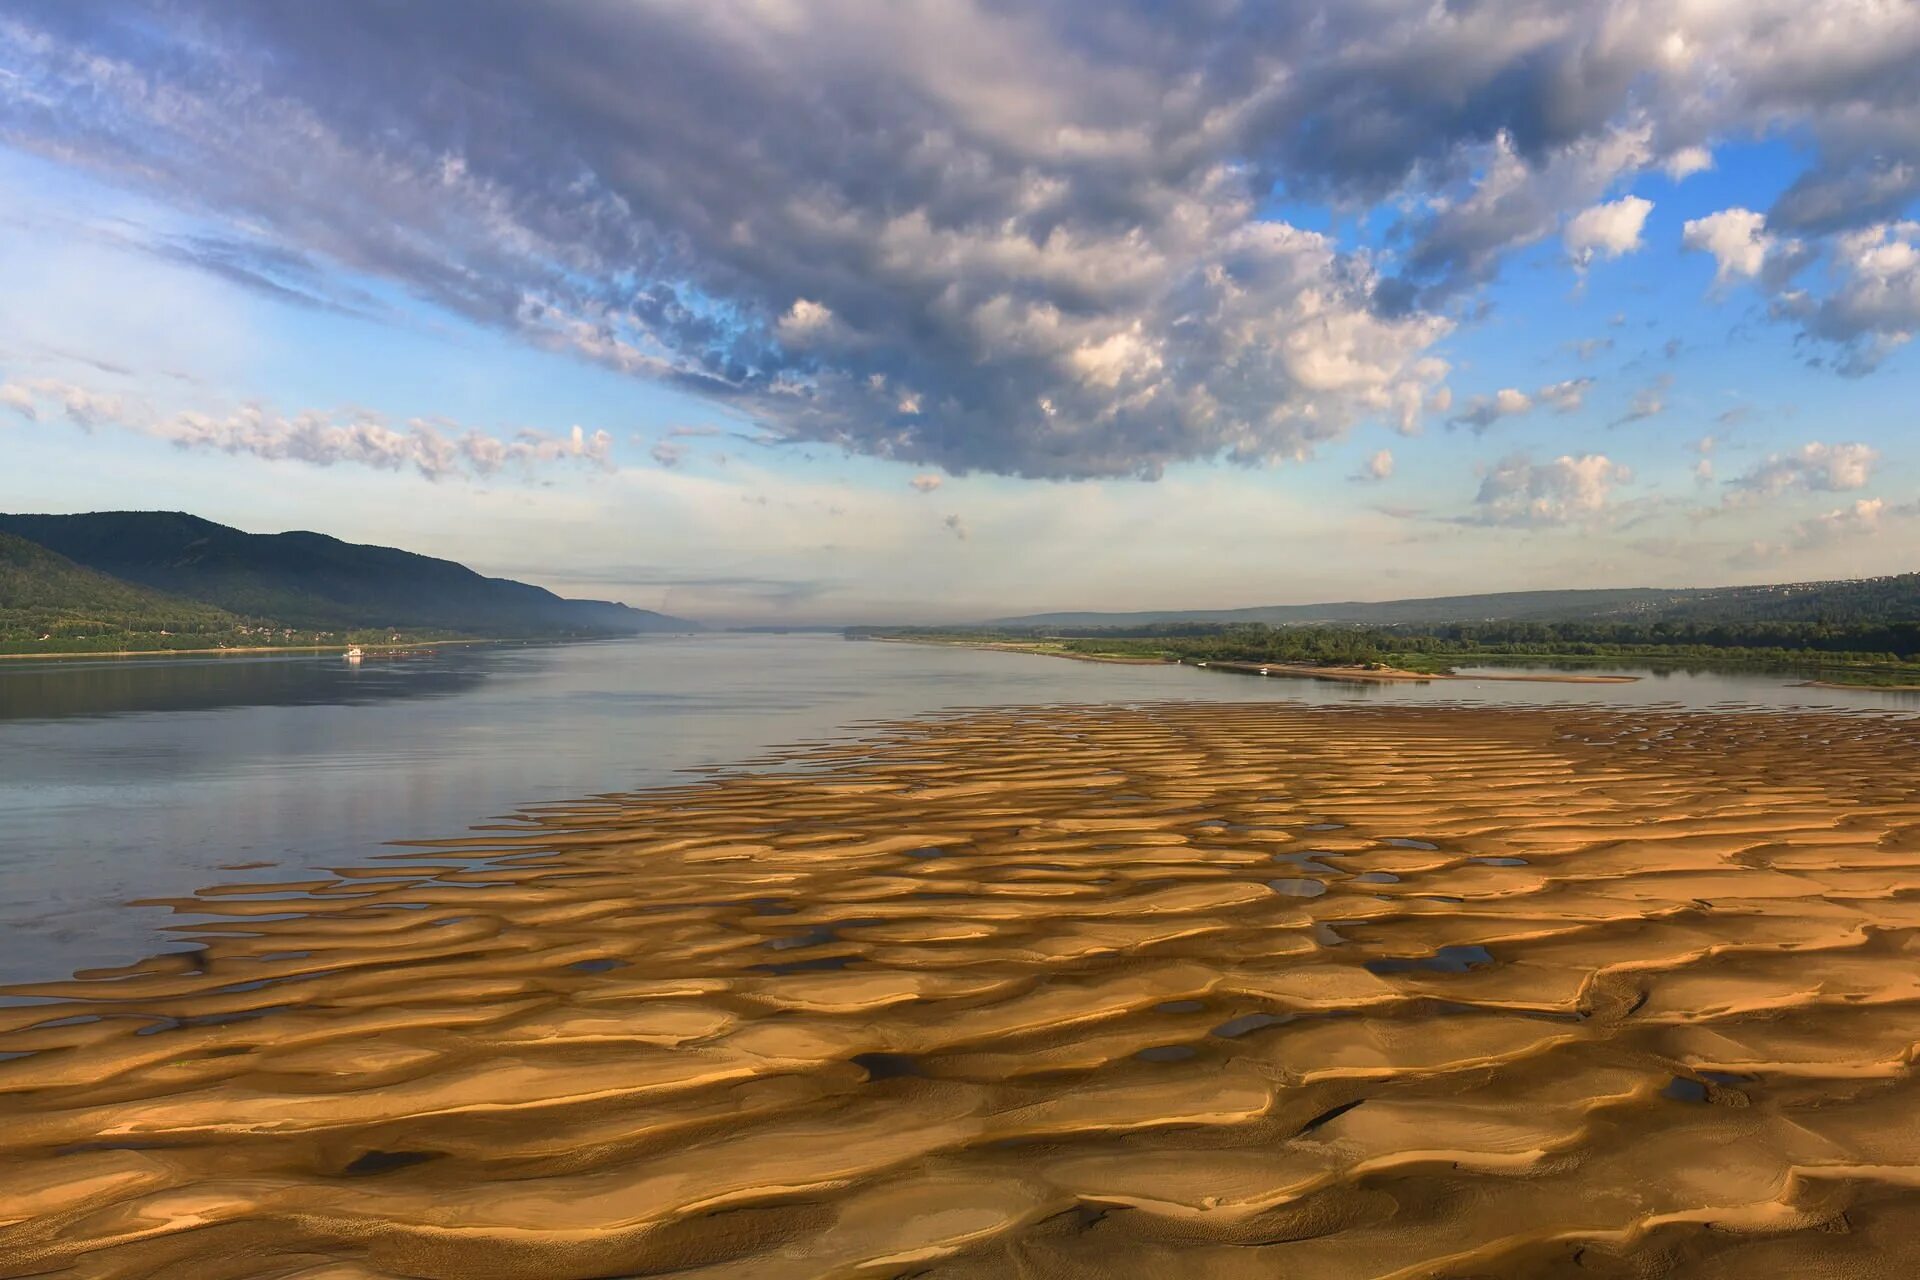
<box><xmin>3</xmin><ymin>2</ymin><xmax>1918</xmax><ymax>476</ymax></box>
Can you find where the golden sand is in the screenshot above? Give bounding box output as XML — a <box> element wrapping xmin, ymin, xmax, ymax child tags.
<box><xmin>3</xmin><ymin>701</ymin><xmax>1919</xmax><ymax>1278</ymax></box>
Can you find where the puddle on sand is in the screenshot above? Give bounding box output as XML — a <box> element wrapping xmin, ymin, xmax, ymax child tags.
<box><xmin>1267</xmin><ymin>878</ymin><xmax>1328</xmax><ymax>898</ymax></box>
<box><xmin>1210</xmin><ymin>1012</ymin><xmax>1291</xmax><ymax>1039</ymax></box>
<box><xmin>1384</xmin><ymin>838</ymin><xmax>1440</xmax><ymax>850</ymax></box>
<box><xmin>748</xmin><ymin>953</ymin><xmax>862</xmax><ymax>975</ymax></box>
<box><xmin>1470</xmin><ymin>857</ymin><xmax>1529</xmax><ymax>867</ymax></box>
<box><xmin>850</xmin><ymin>1052</ymin><xmax>923</xmax><ymax>1081</ymax></box>
<box><xmin>343</xmin><ymin>1150</ymin><xmax>441</xmax><ymax>1177</ymax></box>
<box><xmin>1135</xmin><ymin>1045</ymin><xmax>1198</xmax><ymax>1063</ymax></box>
<box><xmin>1662</xmin><ymin>1076</ymin><xmax>1710</xmax><ymax>1104</ymax></box>
<box><xmin>1365</xmin><ymin>944</ymin><xmax>1495</xmax><ymax>975</ymax></box>
<box><xmin>1273</xmin><ymin>851</ymin><xmax>1344</xmax><ymax>874</ymax></box>
<box><xmin>1354</xmin><ymin>871</ymin><xmax>1401</xmax><ymax>884</ymax></box>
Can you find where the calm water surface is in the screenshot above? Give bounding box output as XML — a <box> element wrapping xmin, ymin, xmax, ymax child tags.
<box><xmin>1</xmin><ymin>634</ymin><xmax>1915</xmax><ymax>985</ymax></box>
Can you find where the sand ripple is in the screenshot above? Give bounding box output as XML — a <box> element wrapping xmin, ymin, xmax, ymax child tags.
<box><xmin>4</xmin><ymin>701</ymin><xmax>1920</xmax><ymax>1277</ymax></box>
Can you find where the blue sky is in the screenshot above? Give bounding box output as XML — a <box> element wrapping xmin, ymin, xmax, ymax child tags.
<box><xmin>2</xmin><ymin>4</ymin><xmax>1916</xmax><ymax>623</ymax></box>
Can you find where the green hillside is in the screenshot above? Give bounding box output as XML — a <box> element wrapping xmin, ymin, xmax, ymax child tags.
<box><xmin>0</xmin><ymin>511</ymin><xmax>697</xmax><ymax>638</ymax></box>
<box><xmin>0</xmin><ymin>532</ymin><xmax>262</xmax><ymax>654</ymax></box>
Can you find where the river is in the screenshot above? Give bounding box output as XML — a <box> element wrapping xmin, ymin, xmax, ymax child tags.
<box><xmin>1</xmin><ymin>633</ymin><xmax>1915</xmax><ymax>986</ymax></box>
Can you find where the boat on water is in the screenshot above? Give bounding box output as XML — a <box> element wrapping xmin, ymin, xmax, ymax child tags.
<box><xmin>344</xmin><ymin>646</ymin><xmax>363</xmax><ymax>662</ymax></box>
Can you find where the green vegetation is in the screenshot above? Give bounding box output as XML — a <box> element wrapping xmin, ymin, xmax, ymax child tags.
<box><xmin>856</xmin><ymin>616</ymin><xmax>1920</xmax><ymax>686</ymax></box>
<box><xmin>0</xmin><ymin>532</ymin><xmax>461</xmax><ymax>656</ymax></box>
<box><xmin>0</xmin><ymin>511</ymin><xmax>700</xmax><ymax>655</ymax></box>
<box><xmin>0</xmin><ymin>511</ymin><xmax>694</xmax><ymax>638</ymax></box>
<box><xmin>1</xmin><ymin>532</ymin><xmax>247</xmax><ymax>653</ymax></box>
<box><xmin>991</xmin><ymin>572</ymin><xmax>1920</xmax><ymax>632</ymax></box>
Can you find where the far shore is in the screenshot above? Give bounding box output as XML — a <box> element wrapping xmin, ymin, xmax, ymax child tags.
<box><xmin>1799</xmin><ymin>678</ymin><xmax>1920</xmax><ymax>692</ymax></box>
<box><xmin>0</xmin><ymin>638</ymin><xmax>499</xmax><ymax>663</ymax></box>
<box><xmin>873</xmin><ymin>635</ymin><xmax>1641</xmax><ymax>685</ymax></box>
<box><xmin>1205</xmin><ymin>659</ymin><xmax>1639</xmax><ymax>685</ymax></box>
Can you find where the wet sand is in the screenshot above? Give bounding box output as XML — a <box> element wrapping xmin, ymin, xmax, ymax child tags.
<box><xmin>3</xmin><ymin>700</ymin><xmax>1920</xmax><ymax>1278</ymax></box>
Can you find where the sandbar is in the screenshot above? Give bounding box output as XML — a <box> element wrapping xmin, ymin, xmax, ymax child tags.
<box><xmin>3</xmin><ymin>700</ymin><xmax>1919</xmax><ymax>1278</ymax></box>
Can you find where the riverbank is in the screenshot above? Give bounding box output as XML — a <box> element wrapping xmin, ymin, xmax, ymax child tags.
<box><xmin>876</xmin><ymin>634</ymin><xmax>1641</xmax><ymax>684</ymax></box>
<box><xmin>0</xmin><ymin>637</ymin><xmax>508</xmax><ymax>662</ymax></box>
<box><xmin>4</xmin><ymin>700</ymin><xmax>1918</xmax><ymax>1277</ymax></box>
<box><xmin>1801</xmin><ymin>678</ymin><xmax>1920</xmax><ymax>692</ymax></box>
<box><xmin>1201</xmin><ymin>659</ymin><xmax>1638</xmax><ymax>685</ymax></box>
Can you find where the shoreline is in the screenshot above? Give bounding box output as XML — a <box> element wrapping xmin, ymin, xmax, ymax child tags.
<box><xmin>877</xmin><ymin>636</ymin><xmax>1641</xmax><ymax>685</ymax></box>
<box><xmin>1799</xmin><ymin>678</ymin><xmax>1920</xmax><ymax>692</ymax></box>
<box><xmin>1203</xmin><ymin>659</ymin><xmax>1639</xmax><ymax>685</ymax></box>
<box><xmin>0</xmin><ymin>637</ymin><xmax>500</xmax><ymax>663</ymax></box>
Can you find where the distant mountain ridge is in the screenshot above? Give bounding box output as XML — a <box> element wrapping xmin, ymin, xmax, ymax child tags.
<box><xmin>992</xmin><ymin>575</ymin><xmax>1920</xmax><ymax>630</ymax></box>
<box><xmin>0</xmin><ymin>511</ymin><xmax>697</xmax><ymax>636</ymax></box>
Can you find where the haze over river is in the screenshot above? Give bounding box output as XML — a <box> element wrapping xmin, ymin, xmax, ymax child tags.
<box><xmin>1</xmin><ymin>634</ymin><xmax>1915</xmax><ymax>987</ymax></box>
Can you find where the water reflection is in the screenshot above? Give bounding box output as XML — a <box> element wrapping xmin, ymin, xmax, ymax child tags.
<box><xmin>0</xmin><ymin>647</ymin><xmax>504</xmax><ymax>721</ymax></box>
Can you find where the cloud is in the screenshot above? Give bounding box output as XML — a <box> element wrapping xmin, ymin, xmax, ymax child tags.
<box><xmin>1451</xmin><ymin>377</ymin><xmax>1592</xmax><ymax>431</ymax></box>
<box><xmin>1682</xmin><ymin>208</ymin><xmax>1774</xmax><ymax>289</ymax></box>
<box><xmin>1691</xmin><ymin>434</ymin><xmax>1717</xmax><ymax>482</ymax></box>
<box><xmin>650</xmin><ymin>440</ymin><xmax>686</xmax><ymax>468</ymax></box>
<box><xmin>1793</xmin><ymin>222</ymin><xmax>1920</xmax><ymax>374</ymax></box>
<box><xmin>1450</xmin><ymin>387</ymin><xmax>1534</xmax><ymax>432</ymax></box>
<box><xmin>1664</xmin><ymin>147</ymin><xmax>1714</xmax><ymax>181</ymax></box>
<box><xmin>1351</xmin><ymin>448</ymin><xmax>1393</xmax><ymax>483</ymax></box>
<box><xmin>1566</xmin><ymin>337</ymin><xmax>1614</xmax><ymax>361</ymax></box>
<box><xmin>1536</xmin><ymin>378</ymin><xmax>1595</xmax><ymax>413</ymax></box>
<box><xmin>1792</xmin><ymin>497</ymin><xmax>1885</xmax><ymax>548</ymax></box>
<box><xmin>0</xmin><ymin>377</ymin><xmax>127</xmax><ymax>430</ymax></box>
<box><xmin>10</xmin><ymin>3</ymin><xmax>1920</xmax><ymax>477</ymax></box>
<box><xmin>1729</xmin><ymin>441</ymin><xmax>1879</xmax><ymax>499</ymax></box>
<box><xmin>1564</xmin><ymin>196</ymin><xmax>1653</xmax><ymax>268</ymax></box>
<box><xmin>1610</xmin><ymin>375</ymin><xmax>1671</xmax><ymax>427</ymax></box>
<box><xmin>1</xmin><ymin>375</ymin><xmax>614</xmax><ymax>481</ymax></box>
<box><xmin>942</xmin><ymin>513</ymin><xmax>969</xmax><ymax>541</ymax></box>
<box><xmin>1770</xmin><ymin>161</ymin><xmax>1920</xmax><ymax>236</ymax></box>
<box><xmin>908</xmin><ymin>474</ymin><xmax>943</xmax><ymax>493</ymax></box>
<box><xmin>0</xmin><ymin>383</ymin><xmax>38</xmax><ymax>420</ymax></box>
<box><xmin>1472</xmin><ymin>453</ymin><xmax>1632</xmax><ymax>527</ymax></box>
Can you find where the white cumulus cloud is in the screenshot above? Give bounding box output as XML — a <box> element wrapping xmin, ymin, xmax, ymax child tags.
<box><xmin>1473</xmin><ymin>453</ymin><xmax>1632</xmax><ymax>527</ymax></box>
<box><xmin>1564</xmin><ymin>196</ymin><xmax>1653</xmax><ymax>268</ymax></box>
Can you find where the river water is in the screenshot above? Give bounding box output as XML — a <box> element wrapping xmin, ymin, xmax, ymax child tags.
<box><xmin>1</xmin><ymin>633</ymin><xmax>1914</xmax><ymax>985</ymax></box>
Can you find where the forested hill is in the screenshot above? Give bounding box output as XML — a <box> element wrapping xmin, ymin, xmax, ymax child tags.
<box><xmin>994</xmin><ymin>574</ymin><xmax>1920</xmax><ymax>630</ymax></box>
<box><xmin>0</xmin><ymin>511</ymin><xmax>697</xmax><ymax>636</ymax></box>
<box><xmin>1</xmin><ymin>531</ymin><xmax>247</xmax><ymax>649</ymax></box>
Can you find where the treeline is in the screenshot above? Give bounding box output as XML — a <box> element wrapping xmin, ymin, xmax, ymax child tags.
<box><xmin>1412</xmin><ymin>618</ymin><xmax>1920</xmax><ymax>659</ymax></box>
<box><xmin>857</xmin><ymin>616</ymin><xmax>1920</xmax><ymax>673</ymax></box>
<box><xmin>1057</xmin><ymin>627</ymin><xmax>1395</xmax><ymax>666</ymax></box>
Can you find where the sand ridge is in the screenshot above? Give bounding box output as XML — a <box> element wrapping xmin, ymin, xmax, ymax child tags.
<box><xmin>2</xmin><ymin>700</ymin><xmax>1919</xmax><ymax>1277</ymax></box>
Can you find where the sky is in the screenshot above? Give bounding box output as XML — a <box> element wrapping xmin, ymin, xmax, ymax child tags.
<box><xmin>1</xmin><ymin>2</ymin><xmax>1917</xmax><ymax>625</ymax></box>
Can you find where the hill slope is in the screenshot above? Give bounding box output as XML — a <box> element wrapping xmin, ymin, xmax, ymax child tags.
<box><xmin>0</xmin><ymin>531</ymin><xmax>250</xmax><ymax>651</ymax></box>
<box><xmin>0</xmin><ymin>512</ymin><xmax>697</xmax><ymax>636</ymax></box>
<box><xmin>993</xmin><ymin>575</ymin><xmax>1920</xmax><ymax>630</ymax></box>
